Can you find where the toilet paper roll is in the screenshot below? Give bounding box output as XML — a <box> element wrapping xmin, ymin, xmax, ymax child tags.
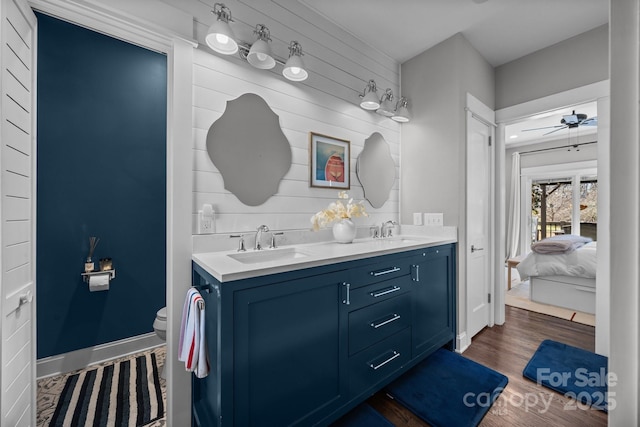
<box><xmin>89</xmin><ymin>274</ymin><xmax>110</xmax><ymax>292</ymax></box>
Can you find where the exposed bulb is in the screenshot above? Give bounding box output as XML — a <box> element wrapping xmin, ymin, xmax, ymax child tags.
<box><xmin>289</xmin><ymin>67</ymin><xmax>301</xmax><ymax>75</ymax></box>
<box><xmin>257</xmin><ymin>52</ymin><xmax>267</xmax><ymax>61</ymax></box>
<box><xmin>215</xmin><ymin>33</ymin><xmax>229</xmax><ymax>44</ymax></box>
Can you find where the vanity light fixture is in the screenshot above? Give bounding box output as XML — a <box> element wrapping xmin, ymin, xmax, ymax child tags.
<box><xmin>359</xmin><ymin>80</ymin><xmax>380</xmax><ymax>110</ymax></box>
<box><xmin>202</xmin><ymin>4</ymin><xmax>409</xmax><ymax>124</ymax></box>
<box><xmin>376</xmin><ymin>89</ymin><xmax>395</xmax><ymax>117</ymax></box>
<box><xmin>247</xmin><ymin>24</ymin><xmax>276</xmax><ymax>70</ymax></box>
<box><xmin>282</xmin><ymin>41</ymin><xmax>308</xmax><ymax>81</ymax></box>
<box><xmin>205</xmin><ymin>3</ymin><xmax>238</xmax><ymax>55</ymax></box>
<box><xmin>391</xmin><ymin>97</ymin><xmax>410</xmax><ymax>122</ymax></box>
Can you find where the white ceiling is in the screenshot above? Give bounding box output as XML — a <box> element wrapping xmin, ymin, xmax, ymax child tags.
<box><xmin>298</xmin><ymin>0</ymin><xmax>606</xmax><ymax>146</ymax></box>
<box><xmin>299</xmin><ymin>0</ymin><xmax>609</xmax><ymax>66</ymax></box>
<box><xmin>504</xmin><ymin>101</ymin><xmax>598</xmax><ymax>146</ymax></box>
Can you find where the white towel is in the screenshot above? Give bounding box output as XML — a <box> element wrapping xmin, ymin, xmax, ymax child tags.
<box><xmin>178</xmin><ymin>288</ymin><xmax>210</xmax><ymax>378</ymax></box>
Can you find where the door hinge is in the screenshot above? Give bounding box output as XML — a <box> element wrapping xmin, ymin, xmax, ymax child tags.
<box><xmin>488</xmin><ymin>293</ymin><xmax>491</xmax><ymax>303</ymax></box>
<box><xmin>488</xmin><ymin>136</ymin><xmax>492</xmax><ymax>146</ymax></box>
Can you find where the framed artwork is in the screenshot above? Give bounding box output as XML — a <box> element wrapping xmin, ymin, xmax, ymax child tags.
<box><xmin>309</xmin><ymin>132</ymin><xmax>350</xmax><ymax>189</ymax></box>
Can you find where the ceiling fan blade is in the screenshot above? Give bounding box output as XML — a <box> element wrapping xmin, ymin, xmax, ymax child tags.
<box><xmin>522</xmin><ymin>125</ymin><xmax>564</xmax><ymax>132</ymax></box>
<box><xmin>543</xmin><ymin>125</ymin><xmax>568</xmax><ymax>136</ymax></box>
<box><xmin>580</xmin><ymin>117</ymin><xmax>598</xmax><ymax>126</ymax></box>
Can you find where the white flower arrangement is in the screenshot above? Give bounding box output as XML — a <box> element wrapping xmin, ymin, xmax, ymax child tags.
<box><xmin>311</xmin><ymin>191</ymin><xmax>368</xmax><ymax>231</ymax></box>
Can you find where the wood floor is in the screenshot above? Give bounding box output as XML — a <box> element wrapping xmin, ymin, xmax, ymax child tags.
<box><xmin>367</xmin><ymin>306</ymin><xmax>608</xmax><ymax>426</ymax></box>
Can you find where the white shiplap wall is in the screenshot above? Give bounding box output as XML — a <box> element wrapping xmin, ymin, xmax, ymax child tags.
<box><xmin>192</xmin><ymin>48</ymin><xmax>401</xmax><ymax>234</ymax></box>
<box><xmin>175</xmin><ymin>0</ymin><xmax>403</xmax><ymax>235</ymax></box>
<box><xmin>1</xmin><ymin>0</ymin><xmax>36</xmax><ymax>425</ymax></box>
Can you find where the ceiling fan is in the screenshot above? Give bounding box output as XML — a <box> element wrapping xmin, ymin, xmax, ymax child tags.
<box><xmin>523</xmin><ymin>110</ymin><xmax>598</xmax><ymax>136</ymax></box>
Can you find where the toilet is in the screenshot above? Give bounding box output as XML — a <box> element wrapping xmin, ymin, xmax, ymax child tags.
<box><xmin>153</xmin><ymin>307</ymin><xmax>167</xmax><ymax>379</ymax></box>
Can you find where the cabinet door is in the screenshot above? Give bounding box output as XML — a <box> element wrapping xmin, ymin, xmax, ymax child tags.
<box><xmin>411</xmin><ymin>245</ymin><xmax>456</xmax><ymax>358</ymax></box>
<box><xmin>233</xmin><ymin>271</ymin><xmax>347</xmax><ymax>426</ymax></box>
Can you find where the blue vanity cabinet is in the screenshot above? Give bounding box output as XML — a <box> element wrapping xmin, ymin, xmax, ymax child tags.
<box><xmin>410</xmin><ymin>244</ymin><xmax>456</xmax><ymax>358</ymax></box>
<box><xmin>345</xmin><ymin>257</ymin><xmax>415</xmax><ymax>398</ymax></box>
<box><xmin>191</xmin><ymin>242</ymin><xmax>457</xmax><ymax>427</ymax></box>
<box><xmin>232</xmin><ymin>270</ymin><xmax>348</xmax><ymax>426</ymax></box>
<box><xmin>191</xmin><ymin>263</ymin><xmax>350</xmax><ymax>427</ymax></box>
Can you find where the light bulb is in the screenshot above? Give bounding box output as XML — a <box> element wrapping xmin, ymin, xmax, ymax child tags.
<box><xmin>215</xmin><ymin>33</ymin><xmax>229</xmax><ymax>45</ymax></box>
<box><xmin>257</xmin><ymin>52</ymin><xmax>267</xmax><ymax>61</ymax></box>
<box><xmin>289</xmin><ymin>67</ymin><xmax>301</xmax><ymax>75</ymax></box>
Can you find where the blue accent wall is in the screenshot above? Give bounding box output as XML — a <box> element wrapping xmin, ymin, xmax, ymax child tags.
<box><xmin>36</xmin><ymin>13</ymin><xmax>167</xmax><ymax>359</ymax></box>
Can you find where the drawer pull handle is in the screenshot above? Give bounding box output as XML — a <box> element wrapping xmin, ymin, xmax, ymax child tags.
<box><xmin>370</xmin><ymin>286</ymin><xmax>401</xmax><ymax>298</ymax></box>
<box><xmin>370</xmin><ymin>314</ymin><xmax>401</xmax><ymax>329</ymax></box>
<box><xmin>342</xmin><ymin>282</ymin><xmax>351</xmax><ymax>305</ymax></box>
<box><xmin>370</xmin><ymin>267</ymin><xmax>401</xmax><ymax>277</ymax></box>
<box><xmin>369</xmin><ymin>351</ymin><xmax>400</xmax><ymax>370</ymax></box>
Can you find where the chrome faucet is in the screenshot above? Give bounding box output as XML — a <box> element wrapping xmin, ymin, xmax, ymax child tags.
<box><xmin>254</xmin><ymin>225</ymin><xmax>270</xmax><ymax>250</ymax></box>
<box><xmin>381</xmin><ymin>220</ymin><xmax>398</xmax><ymax>238</ymax></box>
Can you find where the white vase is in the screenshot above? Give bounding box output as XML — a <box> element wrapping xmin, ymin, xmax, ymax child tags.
<box><xmin>332</xmin><ymin>218</ymin><xmax>356</xmax><ymax>243</ymax></box>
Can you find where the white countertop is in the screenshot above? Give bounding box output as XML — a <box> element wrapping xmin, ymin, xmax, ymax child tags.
<box><xmin>193</xmin><ymin>235</ymin><xmax>457</xmax><ymax>283</ymax></box>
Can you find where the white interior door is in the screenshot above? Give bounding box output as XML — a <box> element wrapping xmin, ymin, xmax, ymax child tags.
<box><xmin>466</xmin><ymin>109</ymin><xmax>492</xmax><ymax>339</ymax></box>
<box><xmin>1</xmin><ymin>0</ymin><xmax>36</xmax><ymax>425</ymax></box>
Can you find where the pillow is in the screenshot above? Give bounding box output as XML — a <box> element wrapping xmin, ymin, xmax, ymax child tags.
<box><xmin>531</xmin><ymin>234</ymin><xmax>592</xmax><ymax>254</ymax></box>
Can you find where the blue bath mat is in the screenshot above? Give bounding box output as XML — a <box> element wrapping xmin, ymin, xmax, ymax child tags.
<box><xmin>331</xmin><ymin>403</ymin><xmax>393</xmax><ymax>427</ymax></box>
<box><xmin>386</xmin><ymin>348</ymin><xmax>508</xmax><ymax>427</ymax></box>
<box><xmin>523</xmin><ymin>339</ymin><xmax>609</xmax><ymax>411</ymax></box>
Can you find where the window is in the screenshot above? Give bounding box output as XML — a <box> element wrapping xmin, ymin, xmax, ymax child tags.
<box><xmin>520</xmin><ymin>161</ymin><xmax>597</xmax><ymax>253</ymax></box>
<box><xmin>531</xmin><ymin>177</ymin><xmax>597</xmax><ymax>242</ymax></box>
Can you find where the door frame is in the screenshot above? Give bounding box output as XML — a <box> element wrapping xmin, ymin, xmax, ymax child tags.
<box><xmin>495</xmin><ymin>80</ymin><xmax>609</xmax><ymax>353</ymax></box>
<box><xmin>25</xmin><ymin>1</ymin><xmax>196</xmax><ymax>425</ymax></box>
<box><xmin>461</xmin><ymin>93</ymin><xmax>496</xmax><ymax>352</ymax></box>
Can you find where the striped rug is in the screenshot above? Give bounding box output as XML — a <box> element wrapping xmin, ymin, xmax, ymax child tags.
<box><xmin>48</xmin><ymin>352</ymin><xmax>164</xmax><ymax>427</ymax></box>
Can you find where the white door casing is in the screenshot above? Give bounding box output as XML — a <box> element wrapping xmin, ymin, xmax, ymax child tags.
<box><xmin>466</xmin><ymin>94</ymin><xmax>495</xmax><ymax>341</ymax></box>
<box><xmin>1</xmin><ymin>0</ymin><xmax>37</xmax><ymax>425</ymax></box>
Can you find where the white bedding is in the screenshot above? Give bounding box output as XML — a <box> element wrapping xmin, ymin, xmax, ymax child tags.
<box><xmin>516</xmin><ymin>241</ymin><xmax>597</xmax><ymax>280</ymax></box>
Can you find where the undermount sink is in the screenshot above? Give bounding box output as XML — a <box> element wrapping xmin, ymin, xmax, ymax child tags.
<box><xmin>371</xmin><ymin>236</ymin><xmax>420</xmax><ymax>244</ymax></box>
<box><xmin>228</xmin><ymin>247</ymin><xmax>310</xmax><ymax>264</ymax></box>
<box><xmin>392</xmin><ymin>238</ymin><xmax>420</xmax><ymax>243</ymax></box>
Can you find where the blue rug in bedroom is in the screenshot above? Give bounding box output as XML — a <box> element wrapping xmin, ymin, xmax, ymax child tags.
<box><xmin>523</xmin><ymin>339</ymin><xmax>609</xmax><ymax>412</ymax></box>
<box><xmin>386</xmin><ymin>348</ymin><xmax>508</xmax><ymax>427</ymax></box>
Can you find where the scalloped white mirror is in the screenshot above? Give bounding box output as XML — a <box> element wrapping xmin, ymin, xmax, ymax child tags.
<box><xmin>356</xmin><ymin>132</ymin><xmax>396</xmax><ymax>208</ymax></box>
<box><xmin>206</xmin><ymin>93</ymin><xmax>292</xmax><ymax>206</ymax></box>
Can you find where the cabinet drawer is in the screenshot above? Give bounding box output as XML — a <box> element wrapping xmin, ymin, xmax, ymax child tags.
<box><xmin>348</xmin><ymin>276</ymin><xmax>411</xmax><ymax>310</ymax></box>
<box><xmin>349</xmin><ymin>258</ymin><xmax>411</xmax><ymax>289</ymax></box>
<box><xmin>349</xmin><ymin>328</ymin><xmax>411</xmax><ymax>395</ymax></box>
<box><xmin>349</xmin><ymin>294</ymin><xmax>411</xmax><ymax>355</ymax></box>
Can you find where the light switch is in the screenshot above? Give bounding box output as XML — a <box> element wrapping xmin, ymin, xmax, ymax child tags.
<box><xmin>413</xmin><ymin>213</ymin><xmax>423</xmax><ymax>225</ymax></box>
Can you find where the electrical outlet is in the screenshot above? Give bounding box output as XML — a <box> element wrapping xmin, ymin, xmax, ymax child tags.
<box><xmin>198</xmin><ymin>204</ymin><xmax>215</xmax><ymax>234</ymax></box>
<box><xmin>423</xmin><ymin>213</ymin><xmax>433</xmax><ymax>226</ymax></box>
<box><xmin>423</xmin><ymin>213</ymin><xmax>443</xmax><ymax>226</ymax></box>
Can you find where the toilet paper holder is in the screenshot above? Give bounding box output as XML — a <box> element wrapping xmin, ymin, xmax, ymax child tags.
<box><xmin>81</xmin><ymin>269</ymin><xmax>116</xmax><ymax>284</ymax></box>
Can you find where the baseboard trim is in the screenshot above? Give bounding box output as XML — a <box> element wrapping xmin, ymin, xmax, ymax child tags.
<box><xmin>37</xmin><ymin>332</ymin><xmax>164</xmax><ymax>379</ymax></box>
<box><xmin>456</xmin><ymin>332</ymin><xmax>471</xmax><ymax>353</ymax></box>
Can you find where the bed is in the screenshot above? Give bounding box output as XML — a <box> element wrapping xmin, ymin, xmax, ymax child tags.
<box><xmin>516</xmin><ymin>240</ymin><xmax>597</xmax><ymax>314</ymax></box>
